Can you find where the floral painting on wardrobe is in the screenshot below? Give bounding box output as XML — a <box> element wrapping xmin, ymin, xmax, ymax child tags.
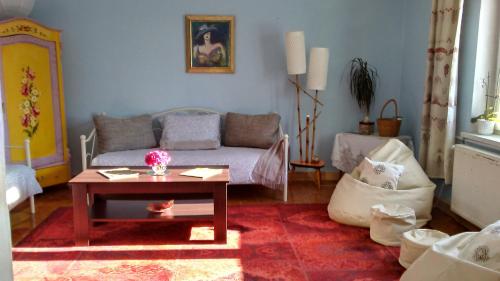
<box><xmin>19</xmin><ymin>66</ymin><xmax>41</xmax><ymax>138</ymax></box>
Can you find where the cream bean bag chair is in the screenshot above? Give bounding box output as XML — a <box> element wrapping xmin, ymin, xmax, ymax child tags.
<box><xmin>369</xmin><ymin>203</ymin><xmax>416</xmax><ymax>246</ymax></box>
<box><xmin>399</xmin><ymin>229</ymin><xmax>450</xmax><ymax>268</ymax></box>
<box><xmin>328</xmin><ymin>139</ymin><xmax>435</xmax><ymax>228</ymax></box>
<box><xmin>401</xmin><ymin>221</ymin><xmax>500</xmax><ymax>281</ymax></box>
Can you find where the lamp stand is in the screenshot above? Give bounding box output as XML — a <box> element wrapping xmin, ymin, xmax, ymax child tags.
<box><xmin>289</xmin><ymin>86</ymin><xmax>325</xmax><ymax>188</ymax></box>
<box><xmin>310</xmin><ymin>90</ymin><xmax>319</xmax><ymax>162</ymax></box>
<box><xmin>295</xmin><ymin>74</ymin><xmax>304</xmax><ymax>161</ymax></box>
<box><xmin>305</xmin><ymin>114</ymin><xmax>310</xmax><ymax>162</ymax></box>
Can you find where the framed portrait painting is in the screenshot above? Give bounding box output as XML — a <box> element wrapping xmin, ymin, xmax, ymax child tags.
<box><xmin>185</xmin><ymin>15</ymin><xmax>234</xmax><ymax>73</ymax></box>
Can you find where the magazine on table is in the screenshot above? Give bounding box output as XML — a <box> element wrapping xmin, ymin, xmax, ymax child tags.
<box><xmin>180</xmin><ymin>168</ymin><xmax>223</xmax><ymax>179</ymax></box>
<box><xmin>97</xmin><ymin>168</ymin><xmax>139</xmax><ymax>180</ymax></box>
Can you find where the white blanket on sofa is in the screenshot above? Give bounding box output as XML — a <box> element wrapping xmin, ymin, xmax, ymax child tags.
<box><xmin>92</xmin><ymin>146</ymin><xmax>267</xmax><ymax>184</ymax></box>
<box><xmin>251</xmin><ymin>137</ymin><xmax>286</xmax><ymax>190</ymax></box>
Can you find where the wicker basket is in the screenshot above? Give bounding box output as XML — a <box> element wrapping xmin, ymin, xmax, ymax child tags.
<box><xmin>377</xmin><ymin>99</ymin><xmax>402</xmax><ymax>137</ymax></box>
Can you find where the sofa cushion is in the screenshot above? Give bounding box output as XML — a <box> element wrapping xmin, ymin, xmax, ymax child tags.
<box><xmin>223</xmin><ymin>112</ymin><xmax>280</xmax><ymax>149</ymax></box>
<box><xmin>93</xmin><ymin>114</ymin><xmax>156</xmax><ymax>153</ymax></box>
<box><xmin>160</xmin><ymin>113</ymin><xmax>220</xmax><ymax>150</ymax></box>
<box><xmin>91</xmin><ymin>146</ymin><xmax>266</xmax><ymax>184</ymax></box>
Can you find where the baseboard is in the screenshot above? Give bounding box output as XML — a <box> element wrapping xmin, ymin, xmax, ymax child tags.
<box><xmin>289</xmin><ymin>171</ymin><xmax>341</xmax><ymax>182</ymax></box>
<box><xmin>434</xmin><ymin>198</ymin><xmax>480</xmax><ymax>231</ymax></box>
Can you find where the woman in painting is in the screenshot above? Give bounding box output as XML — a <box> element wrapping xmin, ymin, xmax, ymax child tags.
<box><xmin>193</xmin><ymin>24</ymin><xmax>227</xmax><ymax>67</ymax></box>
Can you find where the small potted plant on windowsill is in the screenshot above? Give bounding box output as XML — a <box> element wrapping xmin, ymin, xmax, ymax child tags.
<box><xmin>348</xmin><ymin>58</ymin><xmax>378</xmax><ymax>135</ymax></box>
<box><xmin>471</xmin><ymin>74</ymin><xmax>499</xmax><ymax>135</ymax></box>
<box><xmin>472</xmin><ymin>108</ymin><xmax>497</xmax><ymax>135</ymax></box>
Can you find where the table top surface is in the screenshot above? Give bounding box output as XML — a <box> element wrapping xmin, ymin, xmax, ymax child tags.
<box><xmin>69</xmin><ymin>166</ymin><xmax>230</xmax><ymax>184</ymax></box>
<box><xmin>335</xmin><ymin>132</ymin><xmax>412</xmax><ymax>139</ymax></box>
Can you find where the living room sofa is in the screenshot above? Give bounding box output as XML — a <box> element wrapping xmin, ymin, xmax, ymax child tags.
<box><xmin>80</xmin><ymin>107</ymin><xmax>289</xmax><ymax>201</ymax></box>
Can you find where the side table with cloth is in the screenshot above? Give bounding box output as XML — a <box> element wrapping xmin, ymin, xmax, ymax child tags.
<box><xmin>331</xmin><ymin>133</ymin><xmax>414</xmax><ymax>173</ymax></box>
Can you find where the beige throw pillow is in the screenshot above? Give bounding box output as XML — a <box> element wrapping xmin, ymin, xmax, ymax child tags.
<box><xmin>93</xmin><ymin>114</ymin><xmax>157</xmax><ymax>153</ymax></box>
<box><xmin>358</xmin><ymin>157</ymin><xmax>405</xmax><ymax>190</ymax></box>
<box><xmin>160</xmin><ymin>113</ymin><xmax>221</xmax><ymax>150</ymax></box>
<box><xmin>223</xmin><ymin>112</ymin><xmax>281</xmax><ymax>149</ymax></box>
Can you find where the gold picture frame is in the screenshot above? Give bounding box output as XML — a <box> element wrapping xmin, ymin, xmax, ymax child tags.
<box><xmin>185</xmin><ymin>15</ymin><xmax>235</xmax><ymax>73</ymax></box>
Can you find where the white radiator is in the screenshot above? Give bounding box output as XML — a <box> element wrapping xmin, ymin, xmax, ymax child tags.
<box><xmin>451</xmin><ymin>144</ymin><xmax>500</xmax><ymax>228</ymax></box>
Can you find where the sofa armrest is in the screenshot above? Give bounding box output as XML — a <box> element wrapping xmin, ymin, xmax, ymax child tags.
<box><xmin>80</xmin><ymin>128</ymin><xmax>97</xmax><ymax>170</ymax></box>
<box><xmin>6</xmin><ymin>138</ymin><xmax>31</xmax><ymax>167</ymax></box>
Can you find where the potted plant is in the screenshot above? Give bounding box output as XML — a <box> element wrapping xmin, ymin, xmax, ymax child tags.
<box><xmin>471</xmin><ymin>74</ymin><xmax>499</xmax><ymax>135</ymax></box>
<box><xmin>472</xmin><ymin>107</ymin><xmax>497</xmax><ymax>135</ymax></box>
<box><xmin>348</xmin><ymin>58</ymin><xmax>378</xmax><ymax>134</ymax></box>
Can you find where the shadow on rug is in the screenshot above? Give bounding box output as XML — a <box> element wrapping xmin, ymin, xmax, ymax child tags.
<box><xmin>14</xmin><ymin>204</ymin><xmax>404</xmax><ymax>280</ymax></box>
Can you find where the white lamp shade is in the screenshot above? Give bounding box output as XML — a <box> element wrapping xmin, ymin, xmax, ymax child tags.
<box><xmin>0</xmin><ymin>0</ymin><xmax>35</xmax><ymax>18</ymax></box>
<box><xmin>285</xmin><ymin>31</ymin><xmax>306</xmax><ymax>75</ymax></box>
<box><xmin>307</xmin><ymin>47</ymin><xmax>329</xmax><ymax>91</ymax></box>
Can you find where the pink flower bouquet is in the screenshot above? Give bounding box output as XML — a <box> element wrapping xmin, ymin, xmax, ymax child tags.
<box><xmin>145</xmin><ymin>150</ymin><xmax>171</xmax><ymax>175</ymax></box>
<box><xmin>145</xmin><ymin>150</ymin><xmax>171</xmax><ymax>166</ymax></box>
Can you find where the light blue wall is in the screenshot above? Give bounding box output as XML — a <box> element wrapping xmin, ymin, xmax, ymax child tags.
<box><xmin>400</xmin><ymin>0</ymin><xmax>432</xmax><ymax>156</ymax></box>
<box><xmin>31</xmin><ymin>0</ymin><xmax>406</xmax><ymax>172</ymax></box>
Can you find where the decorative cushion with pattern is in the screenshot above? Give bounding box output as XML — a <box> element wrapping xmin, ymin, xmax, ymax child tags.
<box><xmin>223</xmin><ymin>112</ymin><xmax>280</xmax><ymax>149</ymax></box>
<box><xmin>358</xmin><ymin>157</ymin><xmax>404</xmax><ymax>190</ymax></box>
<box><xmin>93</xmin><ymin>114</ymin><xmax>157</xmax><ymax>153</ymax></box>
<box><xmin>160</xmin><ymin>113</ymin><xmax>221</xmax><ymax>150</ymax></box>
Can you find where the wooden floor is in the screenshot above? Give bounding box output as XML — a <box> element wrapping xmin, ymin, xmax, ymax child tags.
<box><xmin>9</xmin><ymin>176</ymin><xmax>469</xmax><ymax>245</ymax></box>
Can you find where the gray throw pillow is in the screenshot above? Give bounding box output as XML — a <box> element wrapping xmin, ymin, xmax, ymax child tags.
<box><xmin>93</xmin><ymin>114</ymin><xmax>157</xmax><ymax>153</ymax></box>
<box><xmin>224</xmin><ymin>112</ymin><xmax>281</xmax><ymax>149</ymax></box>
<box><xmin>160</xmin><ymin>113</ymin><xmax>221</xmax><ymax>150</ymax></box>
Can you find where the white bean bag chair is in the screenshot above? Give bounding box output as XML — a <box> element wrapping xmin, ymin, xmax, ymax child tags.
<box><xmin>401</xmin><ymin>230</ymin><xmax>500</xmax><ymax>281</ymax></box>
<box><xmin>369</xmin><ymin>203</ymin><xmax>416</xmax><ymax>246</ymax></box>
<box><xmin>399</xmin><ymin>229</ymin><xmax>450</xmax><ymax>268</ymax></box>
<box><xmin>328</xmin><ymin>139</ymin><xmax>436</xmax><ymax>228</ymax></box>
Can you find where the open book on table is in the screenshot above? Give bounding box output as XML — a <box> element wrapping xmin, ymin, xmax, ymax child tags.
<box><xmin>97</xmin><ymin>168</ymin><xmax>139</xmax><ymax>180</ymax></box>
<box><xmin>180</xmin><ymin>168</ymin><xmax>223</xmax><ymax>179</ymax></box>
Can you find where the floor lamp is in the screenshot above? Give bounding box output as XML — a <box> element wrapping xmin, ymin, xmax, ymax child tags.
<box><xmin>286</xmin><ymin>31</ymin><xmax>330</xmax><ymax>188</ymax></box>
<box><xmin>306</xmin><ymin>47</ymin><xmax>329</xmax><ymax>162</ymax></box>
<box><xmin>285</xmin><ymin>31</ymin><xmax>306</xmax><ymax>161</ymax></box>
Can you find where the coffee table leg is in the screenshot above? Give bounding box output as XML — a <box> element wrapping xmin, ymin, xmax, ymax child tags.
<box><xmin>213</xmin><ymin>184</ymin><xmax>227</xmax><ymax>243</ymax></box>
<box><xmin>72</xmin><ymin>183</ymin><xmax>90</xmax><ymax>246</ymax></box>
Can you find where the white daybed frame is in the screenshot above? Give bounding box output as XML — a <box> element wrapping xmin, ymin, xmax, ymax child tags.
<box><xmin>6</xmin><ymin>138</ymin><xmax>36</xmax><ymax>214</ymax></box>
<box><xmin>80</xmin><ymin>107</ymin><xmax>289</xmax><ymax>201</ymax></box>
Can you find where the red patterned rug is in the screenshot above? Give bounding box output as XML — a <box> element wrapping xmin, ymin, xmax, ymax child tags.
<box><xmin>14</xmin><ymin>204</ymin><xmax>404</xmax><ymax>280</ymax></box>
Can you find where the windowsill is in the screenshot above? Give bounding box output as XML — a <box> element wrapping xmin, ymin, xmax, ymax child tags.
<box><xmin>460</xmin><ymin>132</ymin><xmax>500</xmax><ymax>151</ymax></box>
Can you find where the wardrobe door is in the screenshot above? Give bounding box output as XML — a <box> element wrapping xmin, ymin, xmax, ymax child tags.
<box><xmin>0</xmin><ymin>18</ymin><xmax>70</xmax><ymax>187</ymax></box>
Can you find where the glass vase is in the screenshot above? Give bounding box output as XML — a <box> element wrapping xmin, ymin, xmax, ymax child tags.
<box><xmin>151</xmin><ymin>163</ymin><xmax>167</xmax><ymax>176</ymax></box>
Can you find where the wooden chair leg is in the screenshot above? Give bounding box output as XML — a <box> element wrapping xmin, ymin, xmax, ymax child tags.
<box><xmin>315</xmin><ymin>169</ymin><xmax>321</xmax><ymax>189</ymax></box>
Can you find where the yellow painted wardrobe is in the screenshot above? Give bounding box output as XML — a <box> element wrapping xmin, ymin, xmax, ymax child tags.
<box><xmin>0</xmin><ymin>18</ymin><xmax>70</xmax><ymax>187</ymax></box>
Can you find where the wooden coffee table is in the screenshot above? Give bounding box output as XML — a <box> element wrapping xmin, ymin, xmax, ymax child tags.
<box><xmin>68</xmin><ymin>166</ymin><xmax>229</xmax><ymax>246</ymax></box>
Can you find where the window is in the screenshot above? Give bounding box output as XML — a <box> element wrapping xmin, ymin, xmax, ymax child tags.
<box><xmin>470</xmin><ymin>0</ymin><xmax>500</xmax><ymax>124</ymax></box>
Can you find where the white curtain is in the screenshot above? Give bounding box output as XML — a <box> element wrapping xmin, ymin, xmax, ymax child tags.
<box><xmin>471</xmin><ymin>0</ymin><xmax>500</xmax><ymax>120</ymax></box>
<box><xmin>419</xmin><ymin>0</ymin><xmax>463</xmax><ymax>184</ymax></box>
